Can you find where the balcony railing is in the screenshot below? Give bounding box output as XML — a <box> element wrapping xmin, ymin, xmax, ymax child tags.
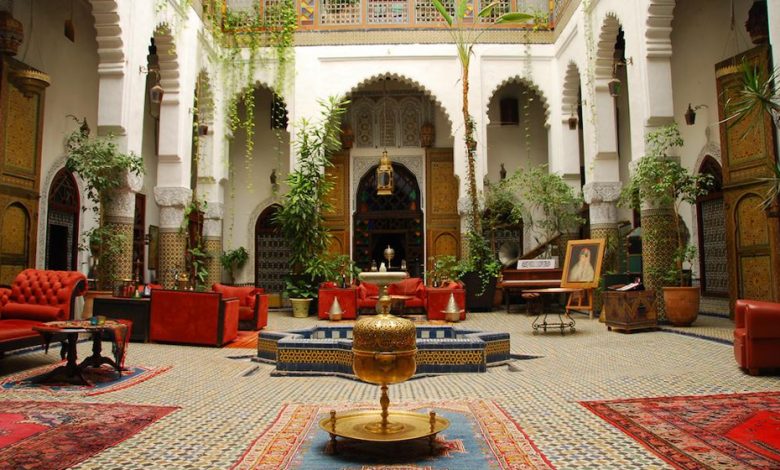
<box><xmin>220</xmin><ymin>0</ymin><xmax>556</xmax><ymax>31</ymax></box>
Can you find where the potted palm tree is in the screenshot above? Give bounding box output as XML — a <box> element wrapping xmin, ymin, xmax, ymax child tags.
<box><xmin>274</xmin><ymin>96</ymin><xmax>348</xmax><ymax>317</ymax></box>
<box><xmin>619</xmin><ymin>123</ymin><xmax>712</xmax><ymax>325</ymax></box>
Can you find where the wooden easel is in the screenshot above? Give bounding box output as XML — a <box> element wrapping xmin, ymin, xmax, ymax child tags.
<box><xmin>565</xmin><ymin>288</ymin><xmax>594</xmax><ymax>319</ymax></box>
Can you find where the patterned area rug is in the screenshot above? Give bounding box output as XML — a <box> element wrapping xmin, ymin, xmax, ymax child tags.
<box><xmin>232</xmin><ymin>399</ymin><xmax>553</xmax><ymax>469</ymax></box>
<box><xmin>582</xmin><ymin>391</ymin><xmax>780</xmax><ymax>469</ymax></box>
<box><xmin>0</xmin><ymin>362</ymin><xmax>171</xmax><ymax>396</ymax></box>
<box><xmin>0</xmin><ymin>401</ymin><xmax>177</xmax><ymax>469</ymax></box>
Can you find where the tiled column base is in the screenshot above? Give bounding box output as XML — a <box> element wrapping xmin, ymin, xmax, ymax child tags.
<box><xmin>590</xmin><ymin>224</ymin><xmax>619</xmax><ymax>320</ymax></box>
<box><xmin>205</xmin><ymin>238</ymin><xmax>222</xmax><ymax>287</ymax></box>
<box><xmin>641</xmin><ymin>207</ymin><xmax>677</xmax><ymax>319</ymax></box>
<box><xmin>159</xmin><ymin>231</ymin><xmax>187</xmax><ymax>288</ymax></box>
<box><xmin>101</xmin><ymin>222</ymin><xmax>134</xmax><ymax>291</ymax></box>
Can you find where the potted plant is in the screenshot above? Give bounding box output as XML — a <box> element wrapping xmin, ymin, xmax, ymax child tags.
<box><xmin>285</xmin><ymin>277</ymin><xmax>318</xmax><ymax>318</ymax></box>
<box><xmin>220</xmin><ymin>247</ymin><xmax>249</xmax><ymax>284</ymax></box>
<box><xmin>65</xmin><ymin>116</ymin><xmax>144</xmax><ymax>292</ymax></box>
<box><xmin>274</xmin><ymin>96</ymin><xmax>348</xmax><ymax>316</ymax></box>
<box><xmin>619</xmin><ymin>123</ymin><xmax>712</xmax><ymax>326</ymax></box>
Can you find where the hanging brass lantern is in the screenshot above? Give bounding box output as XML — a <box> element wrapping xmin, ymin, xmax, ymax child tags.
<box><xmin>376</xmin><ymin>150</ymin><xmax>393</xmax><ymax>196</ymax></box>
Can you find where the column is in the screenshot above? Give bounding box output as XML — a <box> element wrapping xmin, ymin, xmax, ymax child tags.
<box><xmin>583</xmin><ymin>182</ymin><xmax>622</xmax><ymax>272</ymax></box>
<box><xmin>203</xmin><ymin>202</ymin><xmax>223</xmax><ymax>287</ymax></box>
<box><xmin>100</xmin><ymin>172</ymin><xmax>143</xmax><ymax>290</ymax></box>
<box><xmin>640</xmin><ymin>200</ymin><xmax>676</xmax><ymax>320</ymax></box>
<box><xmin>154</xmin><ymin>187</ymin><xmax>192</xmax><ymax>288</ymax></box>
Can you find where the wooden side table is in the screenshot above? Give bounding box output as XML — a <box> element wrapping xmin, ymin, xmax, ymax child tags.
<box><xmin>93</xmin><ymin>297</ymin><xmax>150</xmax><ymax>342</ymax></box>
<box><xmin>602</xmin><ymin>290</ymin><xmax>658</xmax><ymax>333</ymax></box>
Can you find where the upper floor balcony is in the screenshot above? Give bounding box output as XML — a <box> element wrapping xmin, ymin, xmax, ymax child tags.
<box><xmin>212</xmin><ymin>0</ymin><xmax>577</xmax><ymax>44</ymax></box>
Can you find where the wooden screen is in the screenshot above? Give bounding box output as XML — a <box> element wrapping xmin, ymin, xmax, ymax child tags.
<box><xmin>425</xmin><ymin>148</ymin><xmax>460</xmax><ymax>265</ymax></box>
<box><xmin>323</xmin><ymin>151</ymin><xmax>350</xmax><ymax>255</ymax></box>
<box><xmin>715</xmin><ymin>44</ymin><xmax>780</xmax><ymax>309</ymax></box>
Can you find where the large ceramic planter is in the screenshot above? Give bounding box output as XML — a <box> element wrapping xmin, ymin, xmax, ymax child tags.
<box><xmin>461</xmin><ymin>272</ymin><xmax>497</xmax><ymax>312</ymax></box>
<box><xmin>290</xmin><ymin>298</ymin><xmax>312</xmax><ymax>318</ymax></box>
<box><xmin>662</xmin><ymin>286</ymin><xmax>700</xmax><ymax>326</ymax></box>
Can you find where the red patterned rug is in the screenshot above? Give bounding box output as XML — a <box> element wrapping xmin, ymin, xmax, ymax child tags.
<box><xmin>227</xmin><ymin>331</ymin><xmax>260</xmax><ymax>349</ymax></box>
<box><xmin>0</xmin><ymin>362</ymin><xmax>171</xmax><ymax>396</ymax></box>
<box><xmin>582</xmin><ymin>391</ymin><xmax>780</xmax><ymax>469</ymax></box>
<box><xmin>232</xmin><ymin>399</ymin><xmax>553</xmax><ymax>469</ymax></box>
<box><xmin>0</xmin><ymin>400</ymin><xmax>177</xmax><ymax>469</ymax></box>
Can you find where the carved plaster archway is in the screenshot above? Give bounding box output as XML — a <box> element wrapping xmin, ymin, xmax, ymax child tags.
<box><xmin>646</xmin><ymin>0</ymin><xmax>675</xmax><ymax>59</ymax></box>
<box><xmin>486</xmin><ymin>76</ymin><xmax>551</xmax><ymax>128</ymax></box>
<box><xmin>595</xmin><ymin>13</ymin><xmax>622</xmax><ymax>80</ymax></box>
<box><xmin>561</xmin><ymin>61</ymin><xmax>582</xmax><ymax>118</ymax></box>
<box><xmin>154</xmin><ymin>24</ymin><xmax>180</xmax><ymax>99</ymax></box>
<box><xmin>88</xmin><ymin>0</ymin><xmax>124</xmax><ymax>76</ymax></box>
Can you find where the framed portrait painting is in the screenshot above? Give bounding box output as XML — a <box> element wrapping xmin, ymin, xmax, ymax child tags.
<box><xmin>561</xmin><ymin>239</ymin><xmax>606</xmax><ymax>289</ymax></box>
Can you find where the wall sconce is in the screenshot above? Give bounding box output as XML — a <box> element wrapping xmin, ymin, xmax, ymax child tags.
<box><xmin>140</xmin><ymin>38</ymin><xmax>164</xmax><ymax>109</ymax></box>
<box><xmin>684</xmin><ymin>103</ymin><xmax>708</xmax><ymax>126</ymax></box>
<box><xmin>567</xmin><ymin>107</ymin><xmax>578</xmax><ymax>130</ymax></box>
<box><xmin>198</xmin><ymin>123</ymin><xmax>209</xmax><ymax>136</ymax></box>
<box><xmin>608</xmin><ymin>57</ymin><xmax>632</xmax><ymax>98</ymax></box>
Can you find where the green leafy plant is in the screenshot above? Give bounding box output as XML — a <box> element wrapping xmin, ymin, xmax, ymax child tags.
<box><xmin>64</xmin><ymin>116</ymin><xmax>144</xmax><ymax>289</ymax></box>
<box><xmin>285</xmin><ymin>277</ymin><xmax>318</xmax><ymax>300</ymax></box>
<box><xmin>618</xmin><ymin>123</ymin><xmax>713</xmax><ymax>286</ymax></box>
<box><xmin>274</xmin><ymin>96</ymin><xmax>348</xmax><ymax>298</ymax></box>
<box><xmin>426</xmin><ymin>255</ymin><xmax>459</xmax><ymax>286</ymax></box>
<box><xmin>220</xmin><ymin>247</ymin><xmax>249</xmax><ymax>284</ymax></box>
<box><xmin>726</xmin><ymin>62</ymin><xmax>780</xmax><ymax>212</ymax></box>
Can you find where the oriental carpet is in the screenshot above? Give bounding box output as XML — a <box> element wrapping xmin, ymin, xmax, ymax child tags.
<box><xmin>0</xmin><ymin>401</ymin><xmax>177</xmax><ymax>469</ymax></box>
<box><xmin>231</xmin><ymin>399</ymin><xmax>553</xmax><ymax>469</ymax></box>
<box><xmin>582</xmin><ymin>391</ymin><xmax>780</xmax><ymax>469</ymax></box>
<box><xmin>0</xmin><ymin>362</ymin><xmax>171</xmax><ymax>396</ymax></box>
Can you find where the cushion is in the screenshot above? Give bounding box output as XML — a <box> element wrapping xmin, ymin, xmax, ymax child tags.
<box><xmin>1</xmin><ymin>303</ymin><xmax>64</xmax><ymax>322</ymax></box>
<box><xmin>389</xmin><ymin>278</ymin><xmax>423</xmax><ymax>296</ymax></box>
<box><xmin>238</xmin><ymin>306</ymin><xmax>254</xmax><ymax>321</ymax></box>
<box><xmin>212</xmin><ymin>284</ymin><xmax>257</xmax><ymax>307</ymax></box>
<box><xmin>0</xmin><ymin>319</ymin><xmax>43</xmax><ymax>342</ymax></box>
<box><xmin>358</xmin><ymin>282</ymin><xmax>379</xmax><ymax>300</ymax></box>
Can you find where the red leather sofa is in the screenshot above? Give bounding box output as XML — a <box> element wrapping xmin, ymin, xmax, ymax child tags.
<box><xmin>212</xmin><ymin>284</ymin><xmax>268</xmax><ymax>330</ymax></box>
<box><xmin>0</xmin><ymin>269</ymin><xmax>87</xmax><ymax>356</ymax></box>
<box><xmin>149</xmin><ymin>289</ymin><xmax>239</xmax><ymax>347</ymax></box>
<box><xmin>426</xmin><ymin>281</ymin><xmax>467</xmax><ymax>321</ymax></box>
<box><xmin>734</xmin><ymin>299</ymin><xmax>780</xmax><ymax>375</ymax></box>
<box><xmin>318</xmin><ymin>283</ymin><xmax>358</xmax><ymax>320</ymax></box>
<box><xmin>357</xmin><ymin>277</ymin><xmax>426</xmax><ymax>314</ymax></box>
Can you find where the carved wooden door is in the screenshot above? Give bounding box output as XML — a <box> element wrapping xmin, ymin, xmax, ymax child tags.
<box><xmin>716</xmin><ymin>45</ymin><xmax>780</xmax><ymax>310</ymax></box>
<box><xmin>324</xmin><ymin>151</ymin><xmax>350</xmax><ymax>255</ymax></box>
<box><xmin>425</xmin><ymin>148</ymin><xmax>460</xmax><ymax>266</ymax></box>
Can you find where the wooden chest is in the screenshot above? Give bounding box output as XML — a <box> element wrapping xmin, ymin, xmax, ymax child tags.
<box><xmin>603</xmin><ymin>290</ymin><xmax>658</xmax><ymax>333</ymax></box>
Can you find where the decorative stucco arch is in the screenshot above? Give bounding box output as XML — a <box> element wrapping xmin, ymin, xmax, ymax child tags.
<box><xmin>343</xmin><ymin>72</ymin><xmax>454</xmax><ymax>139</ymax></box>
<box><xmin>485</xmin><ymin>75</ymin><xmax>552</xmax><ymax>128</ymax></box>
<box><xmin>595</xmin><ymin>12</ymin><xmax>622</xmax><ymax>80</ymax></box>
<box><xmin>88</xmin><ymin>0</ymin><xmax>124</xmax><ymax>75</ymax></box>
<box><xmin>154</xmin><ymin>24</ymin><xmax>180</xmax><ymax>98</ymax></box>
<box><xmin>561</xmin><ymin>61</ymin><xmax>582</xmax><ymax>118</ymax></box>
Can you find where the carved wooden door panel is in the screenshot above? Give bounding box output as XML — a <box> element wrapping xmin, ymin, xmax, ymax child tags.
<box><xmin>716</xmin><ymin>45</ymin><xmax>779</xmax><ymax>309</ymax></box>
<box><xmin>324</xmin><ymin>151</ymin><xmax>350</xmax><ymax>256</ymax></box>
<box><xmin>425</xmin><ymin>148</ymin><xmax>460</xmax><ymax>267</ymax></box>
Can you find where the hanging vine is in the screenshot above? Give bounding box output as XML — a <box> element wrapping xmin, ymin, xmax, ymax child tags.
<box><xmin>581</xmin><ymin>0</ymin><xmax>598</xmax><ymax>179</ymax></box>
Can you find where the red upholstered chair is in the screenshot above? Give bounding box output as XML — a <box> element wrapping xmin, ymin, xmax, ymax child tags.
<box><xmin>211</xmin><ymin>284</ymin><xmax>268</xmax><ymax>330</ymax></box>
<box><xmin>734</xmin><ymin>299</ymin><xmax>780</xmax><ymax>375</ymax></box>
<box><xmin>388</xmin><ymin>277</ymin><xmax>426</xmax><ymax>313</ymax></box>
<box><xmin>0</xmin><ymin>269</ymin><xmax>88</xmax><ymax>355</ymax></box>
<box><xmin>149</xmin><ymin>289</ymin><xmax>239</xmax><ymax>346</ymax></box>
<box><xmin>426</xmin><ymin>281</ymin><xmax>466</xmax><ymax>321</ymax></box>
<box><xmin>318</xmin><ymin>283</ymin><xmax>358</xmax><ymax>320</ymax></box>
<box><xmin>357</xmin><ymin>282</ymin><xmax>380</xmax><ymax>314</ymax></box>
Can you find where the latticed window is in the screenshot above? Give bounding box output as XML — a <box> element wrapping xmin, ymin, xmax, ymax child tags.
<box><xmin>49</xmin><ymin>169</ymin><xmax>78</xmax><ymax>212</ymax></box>
<box><xmin>320</xmin><ymin>0</ymin><xmax>362</xmax><ymax>25</ymax></box>
<box><xmin>367</xmin><ymin>0</ymin><xmax>408</xmax><ymax>24</ymax></box>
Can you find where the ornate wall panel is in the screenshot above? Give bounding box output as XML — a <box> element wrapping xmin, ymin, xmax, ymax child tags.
<box><xmin>324</xmin><ymin>152</ymin><xmax>350</xmax><ymax>256</ymax></box>
<box><xmin>716</xmin><ymin>44</ymin><xmax>779</xmax><ymax>309</ymax></box>
<box><xmin>348</xmin><ymin>93</ymin><xmax>431</xmax><ymax>149</ymax></box>
<box><xmin>698</xmin><ymin>198</ymin><xmax>728</xmax><ymax>295</ymax></box>
<box><xmin>255</xmin><ymin>205</ymin><xmax>290</xmax><ymax>293</ymax></box>
<box><xmin>0</xmin><ymin>203</ymin><xmax>30</xmax><ymax>285</ymax></box>
<box><xmin>425</xmin><ymin>148</ymin><xmax>460</xmax><ymax>266</ymax></box>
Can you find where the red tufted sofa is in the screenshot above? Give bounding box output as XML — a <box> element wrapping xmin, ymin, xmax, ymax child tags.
<box><xmin>149</xmin><ymin>289</ymin><xmax>239</xmax><ymax>347</ymax></box>
<box><xmin>357</xmin><ymin>277</ymin><xmax>426</xmax><ymax>314</ymax></box>
<box><xmin>0</xmin><ymin>269</ymin><xmax>88</xmax><ymax>356</ymax></box>
<box><xmin>734</xmin><ymin>299</ymin><xmax>780</xmax><ymax>375</ymax></box>
<box><xmin>212</xmin><ymin>284</ymin><xmax>268</xmax><ymax>330</ymax></box>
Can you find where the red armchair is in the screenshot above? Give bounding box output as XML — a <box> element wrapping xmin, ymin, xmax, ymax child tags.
<box><xmin>357</xmin><ymin>281</ymin><xmax>380</xmax><ymax>313</ymax></box>
<box><xmin>318</xmin><ymin>283</ymin><xmax>358</xmax><ymax>320</ymax></box>
<box><xmin>212</xmin><ymin>284</ymin><xmax>268</xmax><ymax>330</ymax></box>
<box><xmin>149</xmin><ymin>290</ymin><xmax>239</xmax><ymax>346</ymax></box>
<box><xmin>426</xmin><ymin>281</ymin><xmax>466</xmax><ymax>321</ymax></box>
<box><xmin>357</xmin><ymin>278</ymin><xmax>426</xmax><ymax>314</ymax></box>
<box><xmin>734</xmin><ymin>299</ymin><xmax>780</xmax><ymax>375</ymax></box>
<box><xmin>0</xmin><ymin>269</ymin><xmax>87</xmax><ymax>355</ymax></box>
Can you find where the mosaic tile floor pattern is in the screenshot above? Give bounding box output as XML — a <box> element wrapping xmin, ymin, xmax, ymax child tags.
<box><xmin>1</xmin><ymin>309</ymin><xmax>776</xmax><ymax>469</ymax></box>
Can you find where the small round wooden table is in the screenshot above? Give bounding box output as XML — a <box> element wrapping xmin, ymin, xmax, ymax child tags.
<box><xmin>521</xmin><ymin>287</ymin><xmax>583</xmax><ymax>335</ymax></box>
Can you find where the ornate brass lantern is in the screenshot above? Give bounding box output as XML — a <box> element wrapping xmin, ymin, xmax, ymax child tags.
<box><xmin>376</xmin><ymin>150</ymin><xmax>393</xmax><ymax>196</ymax></box>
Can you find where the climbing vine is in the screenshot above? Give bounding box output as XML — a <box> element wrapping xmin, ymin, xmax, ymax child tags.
<box><xmin>581</xmin><ymin>0</ymin><xmax>598</xmax><ymax>179</ymax></box>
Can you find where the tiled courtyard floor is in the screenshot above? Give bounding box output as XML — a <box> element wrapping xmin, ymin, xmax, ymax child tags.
<box><xmin>1</xmin><ymin>310</ymin><xmax>778</xmax><ymax>469</ymax></box>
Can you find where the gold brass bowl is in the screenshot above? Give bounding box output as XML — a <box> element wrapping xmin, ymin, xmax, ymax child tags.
<box><xmin>318</xmin><ymin>270</ymin><xmax>449</xmax><ymax>450</ymax></box>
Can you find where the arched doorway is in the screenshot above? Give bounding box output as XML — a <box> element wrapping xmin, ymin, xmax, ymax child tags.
<box><xmin>354</xmin><ymin>163</ymin><xmax>423</xmax><ymax>276</ymax></box>
<box><xmin>255</xmin><ymin>204</ymin><xmax>289</xmax><ymax>293</ymax></box>
<box><xmin>46</xmin><ymin>168</ymin><xmax>80</xmax><ymax>271</ymax></box>
<box><xmin>696</xmin><ymin>156</ymin><xmax>728</xmax><ymax>297</ymax></box>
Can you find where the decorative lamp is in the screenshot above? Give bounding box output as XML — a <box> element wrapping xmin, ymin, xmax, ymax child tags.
<box><xmin>684</xmin><ymin>104</ymin><xmax>707</xmax><ymax>126</ymax></box>
<box><xmin>608</xmin><ymin>75</ymin><xmax>622</xmax><ymax>98</ymax></box>
<box><xmin>144</xmin><ymin>38</ymin><xmax>164</xmax><ymax>106</ymax></box>
<box><xmin>567</xmin><ymin>110</ymin><xmax>578</xmax><ymax>130</ymax></box>
<box><xmin>0</xmin><ymin>10</ymin><xmax>23</xmax><ymax>56</ymax></box>
<box><xmin>376</xmin><ymin>150</ymin><xmax>393</xmax><ymax>196</ymax></box>
<box><xmin>328</xmin><ymin>297</ymin><xmax>343</xmax><ymax>321</ymax></box>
